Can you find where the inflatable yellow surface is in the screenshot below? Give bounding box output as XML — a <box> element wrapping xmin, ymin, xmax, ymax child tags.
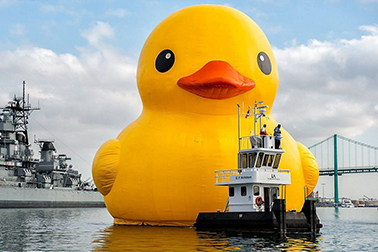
<box><xmin>92</xmin><ymin>4</ymin><xmax>319</xmax><ymax>226</ymax></box>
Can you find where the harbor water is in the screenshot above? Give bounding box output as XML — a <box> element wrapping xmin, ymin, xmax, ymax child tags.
<box><xmin>0</xmin><ymin>207</ymin><xmax>377</xmax><ymax>251</ymax></box>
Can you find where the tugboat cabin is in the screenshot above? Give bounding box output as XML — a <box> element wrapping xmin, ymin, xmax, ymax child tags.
<box><xmin>215</xmin><ymin>135</ymin><xmax>290</xmax><ymax>213</ymax></box>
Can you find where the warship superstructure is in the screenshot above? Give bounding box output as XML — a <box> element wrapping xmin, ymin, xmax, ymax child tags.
<box><xmin>0</xmin><ymin>82</ymin><xmax>104</xmax><ymax>207</ymax></box>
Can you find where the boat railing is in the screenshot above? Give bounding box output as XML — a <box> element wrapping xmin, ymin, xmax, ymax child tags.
<box><xmin>240</xmin><ymin>136</ymin><xmax>254</xmax><ymax>150</ymax></box>
<box><xmin>239</xmin><ymin>135</ymin><xmax>276</xmax><ymax>150</ymax></box>
<box><xmin>215</xmin><ymin>168</ymin><xmax>290</xmax><ymax>183</ymax></box>
<box><xmin>215</xmin><ymin>169</ymin><xmax>240</xmax><ymax>183</ymax></box>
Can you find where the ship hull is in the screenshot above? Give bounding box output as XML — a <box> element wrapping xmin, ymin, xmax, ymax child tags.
<box><xmin>195</xmin><ymin>199</ymin><xmax>322</xmax><ymax>233</ymax></box>
<box><xmin>0</xmin><ymin>186</ymin><xmax>105</xmax><ymax>208</ymax></box>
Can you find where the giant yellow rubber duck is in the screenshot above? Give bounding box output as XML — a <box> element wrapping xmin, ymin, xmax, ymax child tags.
<box><xmin>92</xmin><ymin>4</ymin><xmax>319</xmax><ymax>226</ymax></box>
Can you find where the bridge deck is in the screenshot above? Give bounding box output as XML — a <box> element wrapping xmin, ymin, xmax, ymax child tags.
<box><xmin>319</xmin><ymin>167</ymin><xmax>378</xmax><ymax>176</ymax></box>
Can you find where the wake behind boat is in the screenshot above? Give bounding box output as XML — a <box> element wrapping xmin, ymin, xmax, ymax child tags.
<box><xmin>0</xmin><ymin>81</ymin><xmax>104</xmax><ymax>208</ymax></box>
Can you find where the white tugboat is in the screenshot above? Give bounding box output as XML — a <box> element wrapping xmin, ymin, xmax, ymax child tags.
<box><xmin>195</xmin><ymin>102</ymin><xmax>322</xmax><ymax>233</ymax></box>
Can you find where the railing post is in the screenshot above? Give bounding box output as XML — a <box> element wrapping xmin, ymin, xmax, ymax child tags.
<box><xmin>237</xmin><ymin>104</ymin><xmax>241</xmax><ymax>151</ymax></box>
<box><xmin>334</xmin><ymin>134</ymin><xmax>339</xmax><ymax>204</ymax></box>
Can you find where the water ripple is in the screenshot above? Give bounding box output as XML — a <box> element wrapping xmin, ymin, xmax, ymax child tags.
<box><xmin>0</xmin><ymin>207</ymin><xmax>377</xmax><ymax>251</ymax></box>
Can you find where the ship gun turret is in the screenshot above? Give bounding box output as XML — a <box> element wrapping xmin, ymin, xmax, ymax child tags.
<box><xmin>34</xmin><ymin>138</ymin><xmax>81</xmax><ymax>189</ymax></box>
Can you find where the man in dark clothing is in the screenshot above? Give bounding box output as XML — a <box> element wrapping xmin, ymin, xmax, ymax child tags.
<box><xmin>274</xmin><ymin>124</ymin><xmax>282</xmax><ymax>149</ymax></box>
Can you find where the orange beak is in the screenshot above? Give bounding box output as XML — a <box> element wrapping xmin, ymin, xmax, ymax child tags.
<box><xmin>177</xmin><ymin>61</ymin><xmax>255</xmax><ymax>100</ymax></box>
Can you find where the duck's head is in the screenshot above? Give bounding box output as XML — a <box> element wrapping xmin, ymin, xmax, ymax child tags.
<box><xmin>137</xmin><ymin>5</ymin><xmax>278</xmax><ymax>115</ymax></box>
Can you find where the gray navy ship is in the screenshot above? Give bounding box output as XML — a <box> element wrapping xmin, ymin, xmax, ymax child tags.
<box><xmin>0</xmin><ymin>82</ymin><xmax>104</xmax><ymax>208</ymax></box>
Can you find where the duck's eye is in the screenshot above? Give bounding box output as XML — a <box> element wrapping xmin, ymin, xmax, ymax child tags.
<box><xmin>257</xmin><ymin>52</ymin><xmax>271</xmax><ymax>75</ymax></box>
<box><xmin>155</xmin><ymin>49</ymin><xmax>175</xmax><ymax>73</ymax></box>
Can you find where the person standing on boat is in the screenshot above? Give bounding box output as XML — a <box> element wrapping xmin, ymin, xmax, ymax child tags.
<box><xmin>260</xmin><ymin>124</ymin><xmax>268</xmax><ymax>148</ymax></box>
<box><xmin>260</xmin><ymin>124</ymin><xmax>267</xmax><ymax>136</ymax></box>
<box><xmin>274</xmin><ymin>124</ymin><xmax>282</xmax><ymax>149</ymax></box>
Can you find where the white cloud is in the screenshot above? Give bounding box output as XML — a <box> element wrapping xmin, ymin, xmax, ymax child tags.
<box><xmin>359</xmin><ymin>25</ymin><xmax>378</xmax><ymax>35</ymax></box>
<box><xmin>9</xmin><ymin>23</ymin><xmax>25</xmax><ymax>36</ymax></box>
<box><xmin>273</xmin><ymin>25</ymin><xmax>378</xmax><ymax>144</ymax></box>
<box><xmin>105</xmin><ymin>8</ymin><xmax>128</xmax><ymax>18</ymax></box>
<box><xmin>40</xmin><ymin>4</ymin><xmax>92</xmax><ymax>20</ymax></box>
<box><xmin>0</xmin><ymin>22</ymin><xmax>140</xmax><ymax>179</ymax></box>
<box><xmin>81</xmin><ymin>21</ymin><xmax>115</xmax><ymax>48</ymax></box>
<box><xmin>40</xmin><ymin>4</ymin><xmax>65</xmax><ymax>14</ymax></box>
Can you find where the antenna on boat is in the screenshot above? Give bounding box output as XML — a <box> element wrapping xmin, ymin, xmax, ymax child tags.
<box><xmin>251</xmin><ymin>101</ymin><xmax>268</xmax><ymax>136</ymax></box>
<box><xmin>22</xmin><ymin>81</ymin><xmax>27</xmax><ymax>141</ymax></box>
<box><xmin>238</xmin><ymin>101</ymin><xmax>268</xmax><ymax>150</ymax></box>
<box><xmin>13</xmin><ymin>80</ymin><xmax>41</xmax><ymax>145</ymax></box>
<box><xmin>23</xmin><ymin>80</ymin><xmax>25</xmax><ymax>112</ymax></box>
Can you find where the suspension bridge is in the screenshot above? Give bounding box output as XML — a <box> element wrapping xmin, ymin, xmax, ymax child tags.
<box><xmin>308</xmin><ymin>134</ymin><xmax>378</xmax><ymax>203</ymax></box>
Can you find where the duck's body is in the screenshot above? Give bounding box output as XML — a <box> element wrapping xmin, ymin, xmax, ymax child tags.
<box><xmin>107</xmin><ymin>112</ymin><xmax>236</xmax><ymax>225</ymax></box>
<box><xmin>92</xmin><ymin>5</ymin><xmax>319</xmax><ymax>226</ymax></box>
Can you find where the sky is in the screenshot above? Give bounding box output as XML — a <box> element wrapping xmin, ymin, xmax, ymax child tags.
<box><xmin>0</xmin><ymin>0</ymin><xmax>378</xmax><ymax>200</ymax></box>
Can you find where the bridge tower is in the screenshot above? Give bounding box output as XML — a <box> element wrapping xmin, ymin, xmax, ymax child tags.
<box><xmin>333</xmin><ymin>134</ymin><xmax>338</xmax><ymax>204</ymax></box>
<box><xmin>309</xmin><ymin>134</ymin><xmax>378</xmax><ymax>205</ymax></box>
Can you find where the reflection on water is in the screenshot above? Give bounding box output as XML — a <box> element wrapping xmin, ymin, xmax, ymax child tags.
<box><xmin>333</xmin><ymin>207</ymin><xmax>340</xmax><ymax>219</ymax></box>
<box><xmin>1</xmin><ymin>207</ymin><xmax>377</xmax><ymax>251</ymax></box>
<box><xmin>0</xmin><ymin>208</ymin><xmax>111</xmax><ymax>251</ymax></box>
<box><xmin>0</xmin><ymin>208</ymin><xmax>81</xmax><ymax>251</ymax></box>
<box><xmin>92</xmin><ymin>225</ymin><xmax>321</xmax><ymax>251</ymax></box>
<box><xmin>319</xmin><ymin>207</ymin><xmax>378</xmax><ymax>251</ymax></box>
<box><xmin>92</xmin><ymin>226</ymin><xmax>236</xmax><ymax>251</ymax></box>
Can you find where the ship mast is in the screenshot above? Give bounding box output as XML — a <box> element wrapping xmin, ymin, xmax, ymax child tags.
<box><xmin>8</xmin><ymin>81</ymin><xmax>40</xmax><ymax>145</ymax></box>
<box><xmin>22</xmin><ymin>80</ymin><xmax>27</xmax><ymax>143</ymax></box>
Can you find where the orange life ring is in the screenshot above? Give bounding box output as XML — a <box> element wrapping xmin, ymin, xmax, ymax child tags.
<box><xmin>255</xmin><ymin>196</ymin><xmax>264</xmax><ymax>206</ymax></box>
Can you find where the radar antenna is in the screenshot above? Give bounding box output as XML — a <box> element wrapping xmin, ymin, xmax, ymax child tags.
<box><xmin>5</xmin><ymin>81</ymin><xmax>41</xmax><ymax>145</ymax></box>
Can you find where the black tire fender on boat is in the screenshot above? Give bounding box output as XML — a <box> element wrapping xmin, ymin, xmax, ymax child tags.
<box><xmin>255</xmin><ymin>196</ymin><xmax>264</xmax><ymax>206</ymax></box>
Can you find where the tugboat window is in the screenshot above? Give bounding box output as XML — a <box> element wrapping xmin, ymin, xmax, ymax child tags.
<box><xmin>249</xmin><ymin>153</ymin><xmax>257</xmax><ymax>168</ymax></box>
<box><xmin>268</xmin><ymin>155</ymin><xmax>274</xmax><ymax>167</ymax></box>
<box><xmin>253</xmin><ymin>186</ymin><xmax>259</xmax><ymax>196</ymax></box>
<box><xmin>256</xmin><ymin>153</ymin><xmax>264</xmax><ymax>168</ymax></box>
<box><xmin>229</xmin><ymin>187</ymin><xmax>235</xmax><ymax>197</ymax></box>
<box><xmin>262</xmin><ymin>155</ymin><xmax>269</xmax><ymax>166</ymax></box>
<box><xmin>273</xmin><ymin>154</ymin><xmax>281</xmax><ymax>169</ymax></box>
<box><xmin>242</xmin><ymin>154</ymin><xmax>247</xmax><ymax>168</ymax></box>
<box><xmin>241</xmin><ymin>186</ymin><xmax>247</xmax><ymax>196</ymax></box>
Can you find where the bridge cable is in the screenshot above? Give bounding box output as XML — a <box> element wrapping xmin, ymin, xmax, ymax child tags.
<box><xmin>341</xmin><ymin>137</ymin><xmax>344</xmax><ymax>169</ymax></box>
<box><xmin>349</xmin><ymin>140</ymin><xmax>351</xmax><ymax>168</ymax></box>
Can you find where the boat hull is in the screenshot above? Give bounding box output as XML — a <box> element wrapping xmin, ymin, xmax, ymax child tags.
<box><xmin>0</xmin><ymin>186</ymin><xmax>105</xmax><ymax>208</ymax></box>
<box><xmin>195</xmin><ymin>199</ymin><xmax>322</xmax><ymax>233</ymax></box>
